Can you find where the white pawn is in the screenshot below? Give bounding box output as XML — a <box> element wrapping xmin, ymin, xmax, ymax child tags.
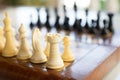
<box><xmin>0</xmin><ymin>27</ymin><xmax>5</xmax><ymax>53</ymax></box>
<box><xmin>2</xmin><ymin>12</ymin><xmax>18</xmax><ymax>57</ymax></box>
<box><xmin>17</xmin><ymin>24</ymin><xmax>32</xmax><ymax>60</ymax></box>
<box><xmin>46</xmin><ymin>33</ymin><xmax>64</xmax><ymax>69</ymax></box>
<box><xmin>30</xmin><ymin>28</ymin><xmax>47</xmax><ymax>63</ymax></box>
<box><xmin>44</xmin><ymin>34</ymin><xmax>50</xmax><ymax>58</ymax></box>
<box><xmin>62</xmin><ymin>36</ymin><xmax>75</xmax><ymax>62</ymax></box>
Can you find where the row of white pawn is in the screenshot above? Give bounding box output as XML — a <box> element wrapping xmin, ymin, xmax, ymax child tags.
<box><xmin>0</xmin><ymin>12</ymin><xmax>75</xmax><ymax>69</ymax></box>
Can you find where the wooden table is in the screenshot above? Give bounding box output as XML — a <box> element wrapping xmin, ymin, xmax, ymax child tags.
<box><xmin>0</xmin><ymin>32</ymin><xmax>120</xmax><ymax>80</ymax></box>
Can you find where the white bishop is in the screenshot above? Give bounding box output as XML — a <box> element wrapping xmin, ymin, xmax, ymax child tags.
<box><xmin>17</xmin><ymin>24</ymin><xmax>32</xmax><ymax>60</ymax></box>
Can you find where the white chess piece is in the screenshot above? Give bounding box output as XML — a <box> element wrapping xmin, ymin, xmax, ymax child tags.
<box><xmin>46</xmin><ymin>33</ymin><xmax>64</xmax><ymax>69</ymax></box>
<box><xmin>30</xmin><ymin>28</ymin><xmax>47</xmax><ymax>63</ymax></box>
<box><xmin>62</xmin><ymin>36</ymin><xmax>75</xmax><ymax>62</ymax></box>
<box><xmin>17</xmin><ymin>24</ymin><xmax>32</xmax><ymax>60</ymax></box>
<box><xmin>44</xmin><ymin>35</ymin><xmax>50</xmax><ymax>58</ymax></box>
<box><xmin>0</xmin><ymin>27</ymin><xmax>5</xmax><ymax>53</ymax></box>
<box><xmin>2</xmin><ymin>12</ymin><xmax>18</xmax><ymax>57</ymax></box>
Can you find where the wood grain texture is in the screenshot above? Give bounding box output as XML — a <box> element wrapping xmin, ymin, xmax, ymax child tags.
<box><xmin>0</xmin><ymin>44</ymin><xmax>120</xmax><ymax>80</ymax></box>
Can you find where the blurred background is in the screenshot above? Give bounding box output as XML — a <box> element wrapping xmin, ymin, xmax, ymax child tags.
<box><xmin>0</xmin><ymin>0</ymin><xmax>120</xmax><ymax>45</ymax></box>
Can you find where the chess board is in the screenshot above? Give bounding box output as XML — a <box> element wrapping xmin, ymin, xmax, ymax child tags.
<box><xmin>0</xmin><ymin>32</ymin><xmax>120</xmax><ymax>80</ymax></box>
<box><xmin>0</xmin><ymin>7</ymin><xmax>120</xmax><ymax>80</ymax></box>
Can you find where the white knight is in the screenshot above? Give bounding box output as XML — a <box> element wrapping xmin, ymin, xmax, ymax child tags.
<box><xmin>31</xmin><ymin>28</ymin><xmax>47</xmax><ymax>63</ymax></box>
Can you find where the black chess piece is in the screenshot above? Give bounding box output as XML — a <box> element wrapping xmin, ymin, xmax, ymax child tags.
<box><xmin>54</xmin><ymin>8</ymin><xmax>62</xmax><ymax>33</ymax></box>
<box><xmin>74</xmin><ymin>2</ymin><xmax>77</xmax><ymax>12</ymax></box>
<box><xmin>29</xmin><ymin>15</ymin><xmax>34</xmax><ymax>30</ymax></box>
<box><xmin>63</xmin><ymin>5</ymin><xmax>66</xmax><ymax>13</ymax></box>
<box><xmin>101</xmin><ymin>19</ymin><xmax>110</xmax><ymax>39</ymax></box>
<box><xmin>107</xmin><ymin>13</ymin><xmax>114</xmax><ymax>34</ymax></box>
<box><xmin>45</xmin><ymin>8</ymin><xmax>51</xmax><ymax>32</ymax></box>
<box><xmin>73</xmin><ymin>19</ymin><xmax>78</xmax><ymax>32</ymax></box>
<box><xmin>77</xmin><ymin>19</ymin><xmax>83</xmax><ymax>34</ymax></box>
<box><xmin>95</xmin><ymin>11</ymin><xmax>101</xmax><ymax>31</ymax></box>
<box><xmin>73</xmin><ymin>19</ymin><xmax>83</xmax><ymax>35</ymax></box>
<box><xmin>63</xmin><ymin>16</ymin><xmax>71</xmax><ymax>35</ymax></box>
<box><xmin>36</xmin><ymin>8</ymin><xmax>42</xmax><ymax>29</ymax></box>
<box><xmin>84</xmin><ymin>19</ymin><xmax>89</xmax><ymax>33</ymax></box>
<box><xmin>55</xmin><ymin>15</ymin><xmax>62</xmax><ymax>33</ymax></box>
<box><xmin>73</xmin><ymin>19</ymin><xmax>82</xmax><ymax>47</ymax></box>
<box><xmin>88</xmin><ymin>20</ymin><xmax>96</xmax><ymax>37</ymax></box>
<box><xmin>84</xmin><ymin>9</ymin><xmax>89</xmax><ymax>33</ymax></box>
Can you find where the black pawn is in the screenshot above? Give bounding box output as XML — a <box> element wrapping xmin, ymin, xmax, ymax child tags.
<box><xmin>37</xmin><ymin>14</ymin><xmax>42</xmax><ymax>29</ymax></box>
<box><xmin>36</xmin><ymin>8</ymin><xmax>42</xmax><ymax>29</ymax></box>
<box><xmin>101</xmin><ymin>19</ymin><xmax>110</xmax><ymax>39</ymax></box>
<box><xmin>88</xmin><ymin>20</ymin><xmax>96</xmax><ymax>36</ymax></box>
<box><xmin>63</xmin><ymin>16</ymin><xmax>71</xmax><ymax>35</ymax></box>
<box><xmin>63</xmin><ymin>5</ymin><xmax>66</xmax><ymax>13</ymax></box>
<box><xmin>84</xmin><ymin>9</ymin><xmax>89</xmax><ymax>33</ymax></box>
<box><xmin>77</xmin><ymin>19</ymin><xmax>83</xmax><ymax>34</ymax></box>
<box><xmin>74</xmin><ymin>2</ymin><xmax>77</xmax><ymax>12</ymax></box>
<box><xmin>73</xmin><ymin>19</ymin><xmax>78</xmax><ymax>32</ymax></box>
<box><xmin>29</xmin><ymin>15</ymin><xmax>34</xmax><ymax>30</ymax></box>
<box><xmin>95</xmin><ymin>11</ymin><xmax>101</xmax><ymax>31</ymax></box>
<box><xmin>55</xmin><ymin>15</ymin><xmax>62</xmax><ymax>33</ymax></box>
<box><xmin>45</xmin><ymin>8</ymin><xmax>51</xmax><ymax>32</ymax></box>
<box><xmin>73</xmin><ymin>19</ymin><xmax>83</xmax><ymax>35</ymax></box>
<box><xmin>107</xmin><ymin>13</ymin><xmax>114</xmax><ymax>34</ymax></box>
<box><xmin>54</xmin><ymin>8</ymin><xmax>62</xmax><ymax>33</ymax></box>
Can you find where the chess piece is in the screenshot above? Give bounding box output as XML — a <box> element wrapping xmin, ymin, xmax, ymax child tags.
<box><xmin>63</xmin><ymin>5</ymin><xmax>66</xmax><ymax>13</ymax></box>
<box><xmin>62</xmin><ymin>36</ymin><xmax>75</xmax><ymax>62</ymax></box>
<box><xmin>0</xmin><ymin>27</ymin><xmax>5</xmax><ymax>53</ymax></box>
<box><xmin>107</xmin><ymin>13</ymin><xmax>114</xmax><ymax>34</ymax></box>
<box><xmin>73</xmin><ymin>19</ymin><xmax>78</xmax><ymax>32</ymax></box>
<box><xmin>84</xmin><ymin>9</ymin><xmax>89</xmax><ymax>33</ymax></box>
<box><xmin>54</xmin><ymin>8</ymin><xmax>62</xmax><ymax>33</ymax></box>
<box><xmin>84</xmin><ymin>19</ymin><xmax>89</xmax><ymax>33</ymax></box>
<box><xmin>36</xmin><ymin>8</ymin><xmax>42</xmax><ymax>29</ymax></box>
<box><xmin>45</xmin><ymin>8</ymin><xmax>51</xmax><ymax>32</ymax></box>
<box><xmin>46</xmin><ymin>33</ymin><xmax>64</xmax><ymax>69</ymax></box>
<box><xmin>55</xmin><ymin>15</ymin><xmax>62</xmax><ymax>33</ymax></box>
<box><xmin>88</xmin><ymin>20</ymin><xmax>96</xmax><ymax>38</ymax></box>
<box><xmin>44</xmin><ymin>42</ymin><xmax>50</xmax><ymax>58</ymax></box>
<box><xmin>44</xmin><ymin>35</ymin><xmax>50</xmax><ymax>58</ymax></box>
<box><xmin>73</xmin><ymin>19</ymin><xmax>83</xmax><ymax>35</ymax></box>
<box><xmin>95</xmin><ymin>11</ymin><xmax>101</xmax><ymax>31</ymax></box>
<box><xmin>78</xmin><ymin>19</ymin><xmax>83</xmax><ymax>35</ymax></box>
<box><xmin>63</xmin><ymin>16</ymin><xmax>71</xmax><ymax>35</ymax></box>
<box><xmin>2</xmin><ymin>12</ymin><xmax>18</xmax><ymax>57</ymax></box>
<box><xmin>31</xmin><ymin>28</ymin><xmax>47</xmax><ymax>63</ymax></box>
<box><xmin>17</xmin><ymin>24</ymin><xmax>32</xmax><ymax>60</ymax></box>
<box><xmin>74</xmin><ymin>2</ymin><xmax>77</xmax><ymax>12</ymax></box>
<box><xmin>30</xmin><ymin>15</ymin><xmax>34</xmax><ymax>30</ymax></box>
<box><xmin>101</xmin><ymin>19</ymin><xmax>111</xmax><ymax>39</ymax></box>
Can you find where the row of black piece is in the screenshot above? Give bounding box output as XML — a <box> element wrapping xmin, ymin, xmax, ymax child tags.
<box><xmin>29</xmin><ymin>7</ymin><xmax>114</xmax><ymax>39</ymax></box>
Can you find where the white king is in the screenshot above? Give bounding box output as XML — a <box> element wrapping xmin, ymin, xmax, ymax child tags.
<box><xmin>46</xmin><ymin>33</ymin><xmax>64</xmax><ymax>69</ymax></box>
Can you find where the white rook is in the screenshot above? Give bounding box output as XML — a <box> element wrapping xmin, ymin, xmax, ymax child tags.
<box><xmin>46</xmin><ymin>33</ymin><xmax>64</xmax><ymax>69</ymax></box>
